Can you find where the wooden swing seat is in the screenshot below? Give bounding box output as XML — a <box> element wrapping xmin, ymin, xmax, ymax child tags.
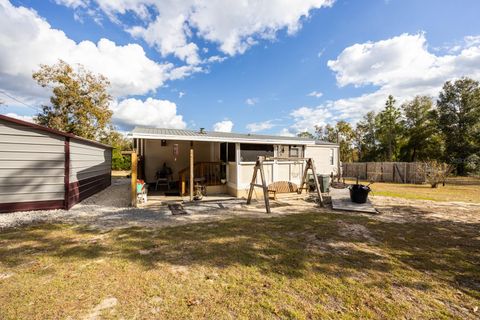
<box><xmin>246</xmin><ymin>156</ymin><xmax>324</xmax><ymax>213</ymax></box>
<box><xmin>267</xmin><ymin>181</ymin><xmax>298</xmax><ymax>200</ymax></box>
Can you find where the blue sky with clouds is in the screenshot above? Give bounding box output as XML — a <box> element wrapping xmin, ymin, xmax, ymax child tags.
<box><xmin>1</xmin><ymin>0</ymin><xmax>480</xmax><ymax>135</ymax></box>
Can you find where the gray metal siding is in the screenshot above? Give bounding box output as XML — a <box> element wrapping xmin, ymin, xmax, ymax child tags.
<box><xmin>0</xmin><ymin>119</ymin><xmax>65</xmax><ymax>203</ymax></box>
<box><xmin>70</xmin><ymin>140</ymin><xmax>112</xmax><ymax>183</ymax></box>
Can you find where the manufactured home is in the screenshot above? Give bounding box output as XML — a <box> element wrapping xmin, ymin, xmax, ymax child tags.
<box><xmin>0</xmin><ymin>114</ymin><xmax>112</xmax><ymax>213</ymax></box>
<box><xmin>130</xmin><ymin>127</ymin><xmax>339</xmax><ymax>198</ymax></box>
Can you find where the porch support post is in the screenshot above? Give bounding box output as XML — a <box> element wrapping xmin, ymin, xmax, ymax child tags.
<box><xmin>131</xmin><ymin>151</ymin><xmax>138</xmax><ymax>207</ymax></box>
<box><xmin>190</xmin><ymin>141</ymin><xmax>194</xmax><ymax>201</ymax></box>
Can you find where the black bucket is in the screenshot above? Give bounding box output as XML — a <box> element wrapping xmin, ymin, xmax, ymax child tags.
<box><xmin>349</xmin><ymin>184</ymin><xmax>371</xmax><ymax>204</ymax></box>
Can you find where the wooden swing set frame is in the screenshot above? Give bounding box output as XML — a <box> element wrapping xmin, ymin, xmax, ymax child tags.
<box><xmin>246</xmin><ymin>156</ymin><xmax>324</xmax><ymax>213</ymax></box>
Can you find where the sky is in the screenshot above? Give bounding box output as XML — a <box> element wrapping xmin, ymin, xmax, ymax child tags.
<box><xmin>1</xmin><ymin>0</ymin><xmax>480</xmax><ymax>136</ymax></box>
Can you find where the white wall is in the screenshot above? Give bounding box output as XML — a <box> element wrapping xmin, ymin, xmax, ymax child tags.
<box><xmin>304</xmin><ymin>145</ymin><xmax>339</xmax><ymax>175</ymax></box>
<box><xmin>144</xmin><ymin>139</ymin><xmax>220</xmax><ymax>183</ymax></box>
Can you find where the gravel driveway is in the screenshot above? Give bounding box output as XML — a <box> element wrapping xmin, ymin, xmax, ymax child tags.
<box><xmin>1</xmin><ymin>179</ymin><xmax>478</xmax><ymax>230</ymax></box>
<box><xmin>0</xmin><ymin>179</ymin><xmax>320</xmax><ymax>230</ymax></box>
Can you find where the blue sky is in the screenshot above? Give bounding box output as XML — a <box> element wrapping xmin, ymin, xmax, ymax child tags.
<box><xmin>1</xmin><ymin>0</ymin><xmax>480</xmax><ymax>135</ymax></box>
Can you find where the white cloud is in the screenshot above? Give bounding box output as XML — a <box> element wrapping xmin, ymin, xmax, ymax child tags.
<box><xmin>246</xmin><ymin>120</ymin><xmax>275</xmax><ymax>133</ymax></box>
<box><xmin>289</xmin><ymin>106</ymin><xmax>333</xmax><ymax>133</ymax></box>
<box><xmin>2</xmin><ymin>112</ymin><xmax>35</xmax><ymax>123</ymax></box>
<box><xmin>54</xmin><ymin>0</ymin><xmax>87</xmax><ymax>8</ymax></box>
<box><xmin>60</xmin><ymin>0</ymin><xmax>333</xmax><ymax>62</ymax></box>
<box><xmin>111</xmin><ymin>97</ymin><xmax>186</xmax><ymax>129</ymax></box>
<box><xmin>465</xmin><ymin>35</ymin><xmax>480</xmax><ymax>47</ymax></box>
<box><xmin>317</xmin><ymin>48</ymin><xmax>325</xmax><ymax>58</ymax></box>
<box><xmin>288</xmin><ymin>33</ymin><xmax>480</xmax><ymax>133</ymax></box>
<box><xmin>213</xmin><ymin>120</ymin><xmax>233</xmax><ymax>132</ymax></box>
<box><xmin>307</xmin><ymin>90</ymin><xmax>323</xmax><ymax>98</ymax></box>
<box><xmin>0</xmin><ymin>0</ymin><xmax>200</xmax><ymax>104</ymax></box>
<box><xmin>278</xmin><ymin>128</ymin><xmax>295</xmax><ymax>137</ymax></box>
<box><xmin>245</xmin><ymin>97</ymin><xmax>259</xmax><ymax>106</ymax></box>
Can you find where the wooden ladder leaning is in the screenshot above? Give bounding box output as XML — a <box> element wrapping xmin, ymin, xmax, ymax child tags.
<box><xmin>246</xmin><ymin>156</ymin><xmax>324</xmax><ymax>213</ymax></box>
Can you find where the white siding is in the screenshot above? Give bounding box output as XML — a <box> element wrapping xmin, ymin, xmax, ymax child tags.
<box><xmin>0</xmin><ymin>120</ymin><xmax>65</xmax><ymax>203</ymax></box>
<box><xmin>304</xmin><ymin>145</ymin><xmax>339</xmax><ymax>175</ymax></box>
<box><xmin>144</xmin><ymin>140</ymin><xmax>217</xmax><ymax>183</ymax></box>
<box><xmin>70</xmin><ymin>139</ymin><xmax>112</xmax><ymax>183</ymax></box>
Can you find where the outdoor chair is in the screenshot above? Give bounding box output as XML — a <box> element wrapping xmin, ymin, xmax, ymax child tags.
<box><xmin>155</xmin><ymin>170</ymin><xmax>172</xmax><ymax>191</ymax></box>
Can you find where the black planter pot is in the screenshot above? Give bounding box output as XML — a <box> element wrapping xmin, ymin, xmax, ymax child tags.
<box><xmin>349</xmin><ymin>184</ymin><xmax>371</xmax><ymax>204</ymax></box>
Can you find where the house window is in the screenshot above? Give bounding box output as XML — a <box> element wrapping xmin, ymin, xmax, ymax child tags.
<box><xmin>290</xmin><ymin>146</ymin><xmax>300</xmax><ymax>158</ymax></box>
<box><xmin>220</xmin><ymin>143</ymin><xmax>237</xmax><ymax>162</ymax></box>
<box><xmin>240</xmin><ymin>144</ymin><xmax>274</xmax><ymax>162</ymax></box>
<box><xmin>228</xmin><ymin>143</ymin><xmax>236</xmax><ymax>162</ymax></box>
<box><xmin>330</xmin><ymin>148</ymin><xmax>334</xmax><ymax>165</ymax></box>
<box><xmin>277</xmin><ymin>145</ymin><xmax>289</xmax><ymax>158</ymax></box>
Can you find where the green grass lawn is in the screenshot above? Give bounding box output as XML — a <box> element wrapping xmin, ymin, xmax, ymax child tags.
<box><xmin>346</xmin><ymin>179</ymin><xmax>480</xmax><ymax>203</ymax></box>
<box><xmin>1</xmin><ymin>211</ymin><xmax>478</xmax><ymax>319</ymax></box>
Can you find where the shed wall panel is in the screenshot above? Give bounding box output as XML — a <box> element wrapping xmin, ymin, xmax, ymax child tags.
<box><xmin>68</xmin><ymin>139</ymin><xmax>111</xmax><ymax>207</ymax></box>
<box><xmin>0</xmin><ymin>119</ymin><xmax>65</xmax><ymax>205</ymax></box>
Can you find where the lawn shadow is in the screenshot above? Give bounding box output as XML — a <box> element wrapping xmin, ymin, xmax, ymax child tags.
<box><xmin>0</xmin><ymin>206</ymin><xmax>478</xmax><ymax>299</ymax></box>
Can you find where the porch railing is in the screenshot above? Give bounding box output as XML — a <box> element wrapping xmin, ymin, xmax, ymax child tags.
<box><xmin>179</xmin><ymin>162</ymin><xmax>225</xmax><ymax>195</ymax></box>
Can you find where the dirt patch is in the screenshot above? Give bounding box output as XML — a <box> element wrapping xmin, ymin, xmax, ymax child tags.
<box><xmin>83</xmin><ymin>297</ymin><xmax>118</xmax><ymax>320</ymax></box>
<box><xmin>337</xmin><ymin>221</ymin><xmax>377</xmax><ymax>243</ymax></box>
<box><xmin>371</xmin><ymin>196</ymin><xmax>480</xmax><ymax>224</ymax></box>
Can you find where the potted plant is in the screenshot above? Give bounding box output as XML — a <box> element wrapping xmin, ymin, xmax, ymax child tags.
<box><xmin>348</xmin><ymin>177</ymin><xmax>373</xmax><ymax>204</ymax></box>
<box><xmin>220</xmin><ymin>169</ymin><xmax>227</xmax><ymax>184</ymax></box>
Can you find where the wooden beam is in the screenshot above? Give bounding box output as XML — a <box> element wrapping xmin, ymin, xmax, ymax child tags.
<box><xmin>131</xmin><ymin>151</ymin><xmax>137</xmax><ymax>207</ymax></box>
<box><xmin>64</xmin><ymin>137</ymin><xmax>70</xmax><ymax>210</ymax></box>
<box><xmin>246</xmin><ymin>159</ymin><xmax>259</xmax><ymax>204</ymax></box>
<box><xmin>258</xmin><ymin>160</ymin><xmax>271</xmax><ymax>213</ymax></box>
<box><xmin>309</xmin><ymin>159</ymin><xmax>324</xmax><ymax>207</ymax></box>
<box><xmin>190</xmin><ymin>141</ymin><xmax>194</xmax><ymax>201</ymax></box>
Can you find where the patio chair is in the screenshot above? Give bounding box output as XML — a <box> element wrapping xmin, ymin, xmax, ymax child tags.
<box><xmin>155</xmin><ymin>175</ymin><xmax>171</xmax><ymax>191</ymax></box>
<box><xmin>155</xmin><ymin>164</ymin><xmax>173</xmax><ymax>191</ymax></box>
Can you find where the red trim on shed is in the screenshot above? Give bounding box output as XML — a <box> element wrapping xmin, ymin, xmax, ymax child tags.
<box><xmin>0</xmin><ymin>200</ymin><xmax>64</xmax><ymax>214</ymax></box>
<box><xmin>64</xmin><ymin>137</ymin><xmax>70</xmax><ymax>209</ymax></box>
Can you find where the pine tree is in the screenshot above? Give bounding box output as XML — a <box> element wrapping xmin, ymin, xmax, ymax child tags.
<box><xmin>375</xmin><ymin>95</ymin><xmax>403</xmax><ymax>161</ymax></box>
<box><xmin>436</xmin><ymin>78</ymin><xmax>480</xmax><ymax>175</ymax></box>
<box><xmin>400</xmin><ymin>96</ymin><xmax>442</xmax><ymax>161</ymax></box>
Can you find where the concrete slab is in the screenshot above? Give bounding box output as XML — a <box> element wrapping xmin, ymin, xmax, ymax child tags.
<box><xmin>330</xmin><ymin>188</ymin><xmax>377</xmax><ymax>214</ymax></box>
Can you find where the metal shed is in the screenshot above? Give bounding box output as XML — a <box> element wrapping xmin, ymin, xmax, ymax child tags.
<box><xmin>0</xmin><ymin>114</ymin><xmax>112</xmax><ymax>213</ymax></box>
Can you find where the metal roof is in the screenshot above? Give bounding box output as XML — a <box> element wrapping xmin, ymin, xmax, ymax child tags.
<box><xmin>130</xmin><ymin>127</ymin><xmax>337</xmax><ymax>146</ymax></box>
<box><xmin>0</xmin><ymin>114</ymin><xmax>113</xmax><ymax>149</ymax></box>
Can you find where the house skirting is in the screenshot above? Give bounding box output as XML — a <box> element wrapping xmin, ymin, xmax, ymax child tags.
<box><xmin>67</xmin><ymin>173</ymin><xmax>111</xmax><ymax>209</ymax></box>
<box><xmin>0</xmin><ymin>200</ymin><xmax>65</xmax><ymax>214</ymax></box>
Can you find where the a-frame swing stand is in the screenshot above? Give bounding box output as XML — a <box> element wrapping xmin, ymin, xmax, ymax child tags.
<box><xmin>246</xmin><ymin>156</ymin><xmax>324</xmax><ymax>213</ymax></box>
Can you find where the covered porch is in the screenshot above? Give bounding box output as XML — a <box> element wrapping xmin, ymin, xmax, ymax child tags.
<box><xmin>135</xmin><ymin>137</ymin><xmax>231</xmax><ymax>200</ymax></box>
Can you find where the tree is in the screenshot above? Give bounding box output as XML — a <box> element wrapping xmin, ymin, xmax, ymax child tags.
<box><xmin>419</xmin><ymin>161</ymin><xmax>454</xmax><ymax>188</ymax></box>
<box><xmin>400</xmin><ymin>96</ymin><xmax>443</xmax><ymax>161</ymax></box>
<box><xmin>99</xmin><ymin>130</ymin><xmax>132</xmax><ymax>170</ymax></box>
<box><xmin>316</xmin><ymin>122</ymin><xmax>355</xmax><ymax>162</ymax></box>
<box><xmin>315</xmin><ymin>124</ymin><xmax>337</xmax><ymax>143</ymax></box>
<box><xmin>33</xmin><ymin>60</ymin><xmax>113</xmax><ymax>140</ymax></box>
<box><xmin>297</xmin><ymin>131</ymin><xmax>315</xmax><ymax>139</ymax></box>
<box><xmin>375</xmin><ymin>95</ymin><xmax>404</xmax><ymax>161</ymax></box>
<box><xmin>335</xmin><ymin>121</ymin><xmax>356</xmax><ymax>162</ymax></box>
<box><xmin>436</xmin><ymin>77</ymin><xmax>480</xmax><ymax>175</ymax></box>
<box><xmin>355</xmin><ymin>111</ymin><xmax>377</xmax><ymax>161</ymax></box>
